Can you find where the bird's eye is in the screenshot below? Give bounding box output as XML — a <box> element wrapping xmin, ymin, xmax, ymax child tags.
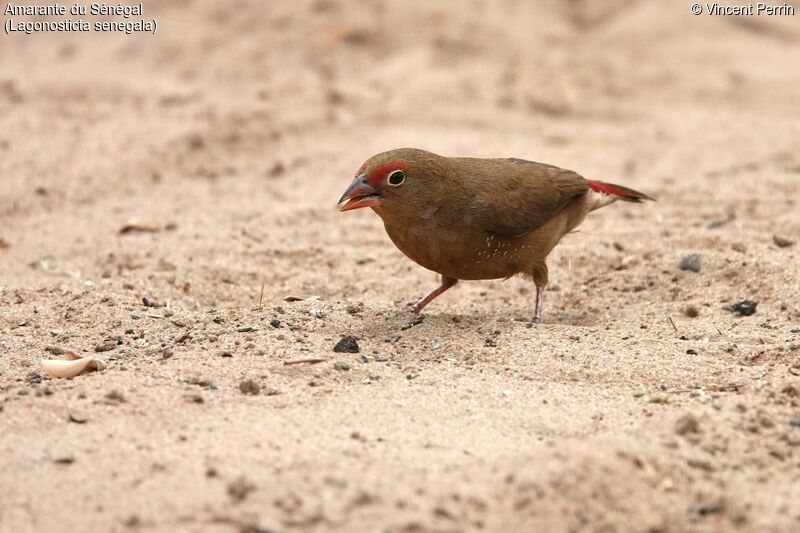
<box><xmin>387</xmin><ymin>169</ymin><xmax>405</xmax><ymax>187</ymax></box>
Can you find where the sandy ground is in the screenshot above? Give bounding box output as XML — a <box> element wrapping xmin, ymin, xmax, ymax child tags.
<box><xmin>2</xmin><ymin>1</ymin><xmax>800</xmax><ymax>531</ymax></box>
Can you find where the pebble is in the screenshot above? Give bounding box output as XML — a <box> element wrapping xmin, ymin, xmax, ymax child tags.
<box><xmin>333</xmin><ymin>361</ymin><xmax>351</xmax><ymax>371</ymax></box>
<box><xmin>309</xmin><ymin>308</ymin><xmax>327</xmax><ymax>318</ymax></box>
<box><xmin>732</xmin><ymin>300</ymin><xmax>758</xmax><ymax>316</ymax></box>
<box><xmin>773</xmin><ymin>235</ymin><xmax>794</xmax><ymax>248</ymax></box>
<box><xmin>679</xmin><ymin>254</ymin><xmax>701</xmax><ymax>273</ymax></box>
<box><xmin>105</xmin><ymin>390</ymin><xmax>126</xmax><ymax>403</ymax></box>
<box><xmin>227</xmin><ymin>476</ymin><xmax>256</xmax><ymax>503</ymax></box>
<box><xmin>220</xmin><ymin>351</ymin><xmax>233</xmax><ymax>358</ymax></box>
<box><xmin>239</xmin><ymin>379</ymin><xmax>261</xmax><ymax>395</ymax></box>
<box><xmin>684</xmin><ymin>305</ymin><xmax>700</xmax><ymax>318</ymax></box>
<box><xmin>270</xmin><ymin>319</ymin><xmax>281</xmax><ymax>328</ymax></box>
<box><xmin>346</xmin><ymin>303</ymin><xmax>364</xmax><ymax>314</ymax></box>
<box><xmin>68</xmin><ymin>412</ymin><xmax>88</xmax><ymax>424</ymax></box>
<box><xmin>53</xmin><ymin>455</ymin><xmax>76</xmax><ymax>465</ymax></box>
<box><xmin>675</xmin><ymin>413</ymin><xmax>700</xmax><ymax>435</ymax></box>
<box><xmin>333</xmin><ymin>336</ymin><xmax>360</xmax><ymax>353</ymax></box>
<box><xmin>790</xmin><ymin>419</ymin><xmax>800</xmax><ymax>427</ymax></box>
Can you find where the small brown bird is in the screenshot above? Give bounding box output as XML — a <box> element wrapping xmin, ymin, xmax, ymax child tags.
<box><xmin>337</xmin><ymin>148</ymin><xmax>653</xmax><ymax>321</ymax></box>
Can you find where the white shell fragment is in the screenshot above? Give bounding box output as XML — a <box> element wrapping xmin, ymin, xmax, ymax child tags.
<box><xmin>42</xmin><ymin>351</ymin><xmax>106</xmax><ymax>379</ymax></box>
<box><xmin>309</xmin><ymin>308</ymin><xmax>326</xmax><ymax>318</ymax></box>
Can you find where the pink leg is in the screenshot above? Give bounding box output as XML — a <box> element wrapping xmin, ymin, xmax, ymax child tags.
<box><xmin>411</xmin><ymin>276</ymin><xmax>458</xmax><ymax>314</ymax></box>
<box><xmin>532</xmin><ymin>285</ymin><xmax>544</xmax><ymax>323</ymax></box>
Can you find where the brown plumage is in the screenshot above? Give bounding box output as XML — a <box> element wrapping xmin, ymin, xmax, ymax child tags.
<box><xmin>337</xmin><ymin>148</ymin><xmax>654</xmax><ymax>321</ymax></box>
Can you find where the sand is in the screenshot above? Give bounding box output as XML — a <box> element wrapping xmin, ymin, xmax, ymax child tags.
<box><xmin>1</xmin><ymin>1</ymin><xmax>799</xmax><ymax>531</ymax></box>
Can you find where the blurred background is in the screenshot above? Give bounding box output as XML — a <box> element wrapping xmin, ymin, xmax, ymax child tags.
<box><xmin>1</xmin><ymin>0</ymin><xmax>798</xmax><ymax>304</ymax></box>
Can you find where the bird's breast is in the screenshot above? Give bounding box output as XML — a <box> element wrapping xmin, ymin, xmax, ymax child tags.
<box><xmin>380</xmin><ymin>218</ymin><xmax>537</xmax><ymax>280</ymax></box>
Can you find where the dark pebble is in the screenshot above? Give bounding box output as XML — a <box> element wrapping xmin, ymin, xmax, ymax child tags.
<box><xmin>686</xmin><ymin>349</ymin><xmax>698</xmax><ymax>355</ymax></box>
<box><xmin>484</xmin><ymin>338</ymin><xmax>497</xmax><ymax>347</ymax></box>
<box><xmin>679</xmin><ymin>254</ymin><xmax>701</xmax><ymax>273</ymax></box>
<box><xmin>220</xmin><ymin>351</ymin><xmax>233</xmax><ymax>358</ymax></box>
<box><xmin>333</xmin><ymin>336</ymin><xmax>360</xmax><ymax>353</ymax></box>
<box><xmin>227</xmin><ymin>476</ymin><xmax>257</xmax><ymax>503</ymax></box>
<box><xmin>790</xmin><ymin>419</ymin><xmax>800</xmax><ymax>427</ymax></box>
<box><xmin>270</xmin><ymin>319</ymin><xmax>281</xmax><ymax>328</ymax></box>
<box><xmin>334</xmin><ymin>361</ymin><xmax>351</xmax><ymax>371</ymax></box>
<box><xmin>732</xmin><ymin>300</ymin><xmax>758</xmax><ymax>316</ymax></box>
<box><xmin>53</xmin><ymin>455</ymin><xmax>76</xmax><ymax>465</ymax></box>
<box><xmin>94</xmin><ymin>341</ymin><xmax>116</xmax><ymax>353</ymax></box>
<box><xmin>105</xmin><ymin>390</ymin><xmax>126</xmax><ymax>403</ymax></box>
<box><xmin>675</xmin><ymin>414</ymin><xmax>700</xmax><ymax>435</ymax></box>
<box><xmin>142</xmin><ymin>297</ymin><xmax>157</xmax><ymax>308</ymax></box>
<box><xmin>684</xmin><ymin>305</ymin><xmax>700</xmax><ymax>318</ymax></box>
<box><xmin>773</xmin><ymin>235</ymin><xmax>794</xmax><ymax>248</ymax></box>
<box><xmin>239</xmin><ymin>379</ymin><xmax>261</xmax><ymax>395</ymax></box>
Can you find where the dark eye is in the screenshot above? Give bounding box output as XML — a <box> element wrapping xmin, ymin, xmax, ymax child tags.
<box><xmin>387</xmin><ymin>169</ymin><xmax>405</xmax><ymax>187</ymax></box>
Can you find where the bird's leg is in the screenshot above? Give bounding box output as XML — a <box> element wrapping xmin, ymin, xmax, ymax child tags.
<box><xmin>411</xmin><ymin>276</ymin><xmax>458</xmax><ymax>314</ymax></box>
<box><xmin>530</xmin><ymin>262</ymin><xmax>548</xmax><ymax>325</ymax></box>
<box><xmin>532</xmin><ymin>285</ymin><xmax>544</xmax><ymax>323</ymax></box>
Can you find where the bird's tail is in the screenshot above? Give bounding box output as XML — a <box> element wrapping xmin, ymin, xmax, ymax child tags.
<box><xmin>587</xmin><ymin>180</ymin><xmax>655</xmax><ymax>203</ymax></box>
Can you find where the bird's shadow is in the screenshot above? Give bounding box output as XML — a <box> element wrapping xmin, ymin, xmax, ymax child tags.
<box><xmin>358</xmin><ymin>306</ymin><xmax>598</xmax><ymax>342</ymax></box>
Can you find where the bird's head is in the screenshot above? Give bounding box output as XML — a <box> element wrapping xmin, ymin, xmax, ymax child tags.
<box><xmin>337</xmin><ymin>148</ymin><xmax>442</xmax><ymax>213</ymax></box>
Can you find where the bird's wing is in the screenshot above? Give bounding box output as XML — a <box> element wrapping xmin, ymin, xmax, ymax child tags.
<box><xmin>467</xmin><ymin>158</ymin><xmax>588</xmax><ymax>237</ymax></box>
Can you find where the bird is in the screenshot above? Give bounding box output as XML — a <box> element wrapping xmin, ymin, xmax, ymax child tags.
<box><xmin>337</xmin><ymin>148</ymin><xmax>654</xmax><ymax>322</ymax></box>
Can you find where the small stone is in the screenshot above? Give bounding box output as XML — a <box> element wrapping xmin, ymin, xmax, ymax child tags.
<box><xmin>220</xmin><ymin>351</ymin><xmax>233</xmax><ymax>358</ymax></box>
<box><xmin>187</xmin><ymin>393</ymin><xmax>204</xmax><ymax>404</ymax></box>
<box><xmin>679</xmin><ymin>254</ymin><xmax>701</xmax><ymax>273</ymax></box>
<box><xmin>94</xmin><ymin>341</ymin><xmax>116</xmax><ymax>353</ymax></box>
<box><xmin>732</xmin><ymin>300</ymin><xmax>758</xmax><ymax>316</ymax></box>
<box><xmin>789</xmin><ymin>419</ymin><xmax>800</xmax><ymax>427</ymax></box>
<box><xmin>773</xmin><ymin>235</ymin><xmax>794</xmax><ymax>248</ymax></box>
<box><xmin>675</xmin><ymin>414</ymin><xmax>700</xmax><ymax>435</ymax></box>
<box><xmin>333</xmin><ymin>361</ymin><xmax>351</xmax><ymax>371</ymax></box>
<box><xmin>142</xmin><ymin>297</ymin><xmax>157</xmax><ymax>308</ymax></box>
<box><xmin>68</xmin><ymin>412</ymin><xmax>88</xmax><ymax>424</ymax></box>
<box><xmin>684</xmin><ymin>305</ymin><xmax>700</xmax><ymax>318</ymax></box>
<box><xmin>346</xmin><ymin>303</ymin><xmax>364</xmax><ymax>315</ymax></box>
<box><xmin>239</xmin><ymin>379</ymin><xmax>261</xmax><ymax>395</ymax></box>
<box><xmin>333</xmin><ymin>336</ymin><xmax>359</xmax><ymax>353</ymax></box>
<box><xmin>53</xmin><ymin>455</ymin><xmax>75</xmax><ymax>465</ymax></box>
<box><xmin>105</xmin><ymin>390</ymin><xmax>126</xmax><ymax>403</ymax></box>
<box><xmin>270</xmin><ymin>319</ymin><xmax>281</xmax><ymax>328</ymax></box>
<box><xmin>686</xmin><ymin>349</ymin><xmax>698</xmax><ymax>355</ymax></box>
<box><xmin>236</xmin><ymin>326</ymin><xmax>256</xmax><ymax>333</ymax></box>
<box><xmin>227</xmin><ymin>476</ymin><xmax>256</xmax><ymax>503</ymax></box>
<box><xmin>484</xmin><ymin>337</ymin><xmax>497</xmax><ymax>348</ymax></box>
<box><xmin>309</xmin><ymin>308</ymin><xmax>326</xmax><ymax>318</ymax></box>
<box><xmin>162</xmin><ymin>348</ymin><xmax>174</xmax><ymax>359</ymax></box>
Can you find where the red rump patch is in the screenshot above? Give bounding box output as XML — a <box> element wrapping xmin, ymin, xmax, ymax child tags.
<box><xmin>365</xmin><ymin>162</ymin><xmax>407</xmax><ymax>186</ymax></box>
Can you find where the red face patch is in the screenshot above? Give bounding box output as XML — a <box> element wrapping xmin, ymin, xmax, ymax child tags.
<box><xmin>364</xmin><ymin>162</ymin><xmax>407</xmax><ymax>187</ymax></box>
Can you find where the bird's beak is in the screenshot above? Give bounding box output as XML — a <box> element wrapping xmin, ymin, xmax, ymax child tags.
<box><xmin>337</xmin><ymin>173</ymin><xmax>381</xmax><ymax>211</ymax></box>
